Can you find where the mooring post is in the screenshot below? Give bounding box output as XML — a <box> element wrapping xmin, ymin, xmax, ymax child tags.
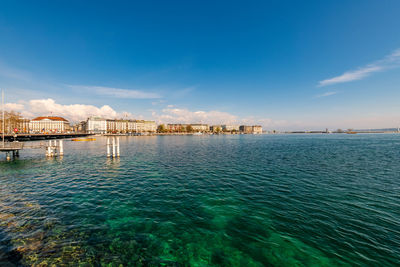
<box><xmin>52</xmin><ymin>140</ymin><xmax>56</xmax><ymax>157</ymax></box>
<box><xmin>116</xmin><ymin>137</ymin><xmax>120</xmax><ymax>157</ymax></box>
<box><xmin>59</xmin><ymin>140</ymin><xmax>64</xmax><ymax>156</ymax></box>
<box><xmin>51</xmin><ymin>140</ymin><xmax>54</xmax><ymax>157</ymax></box>
<box><xmin>6</xmin><ymin>152</ymin><xmax>10</xmax><ymax>161</ymax></box>
<box><xmin>107</xmin><ymin>137</ymin><xmax>111</xmax><ymax>157</ymax></box>
<box><xmin>47</xmin><ymin>141</ymin><xmax>51</xmax><ymax>157</ymax></box>
<box><xmin>112</xmin><ymin>137</ymin><xmax>116</xmax><ymax>158</ymax></box>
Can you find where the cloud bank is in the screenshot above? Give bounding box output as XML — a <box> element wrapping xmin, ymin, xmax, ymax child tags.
<box><xmin>4</xmin><ymin>99</ymin><xmax>133</xmax><ymax>122</ymax></box>
<box><xmin>152</xmin><ymin>108</ymin><xmax>238</xmax><ymax>125</ymax></box>
<box><xmin>151</xmin><ymin>107</ymin><xmax>285</xmax><ymax>129</ymax></box>
<box><xmin>319</xmin><ymin>48</ymin><xmax>400</xmax><ymax>86</ymax></box>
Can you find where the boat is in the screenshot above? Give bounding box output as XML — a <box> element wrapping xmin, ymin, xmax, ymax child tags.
<box><xmin>71</xmin><ymin>138</ymin><xmax>96</xmax><ymax>141</ymax></box>
<box><xmin>193</xmin><ymin>132</ymin><xmax>203</xmax><ymax>136</ymax></box>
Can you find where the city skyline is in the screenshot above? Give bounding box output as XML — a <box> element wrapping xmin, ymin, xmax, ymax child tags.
<box><xmin>1</xmin><ymin>1</ymin><xmax>400</xmax><ymax>130</ymax></box>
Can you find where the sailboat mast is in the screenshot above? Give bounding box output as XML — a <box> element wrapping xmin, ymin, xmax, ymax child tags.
<box><xmin>2</xmin><ymin>89</ymin><xmax>4</xmax><ymax>147</ymax></box>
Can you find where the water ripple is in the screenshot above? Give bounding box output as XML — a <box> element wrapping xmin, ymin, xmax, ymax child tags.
<box><xmin>1</xmin><ymin>134</ymin><xmax>400</xmax><ymax>266</ymax></box>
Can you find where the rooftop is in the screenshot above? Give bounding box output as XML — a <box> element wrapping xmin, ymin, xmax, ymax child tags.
<box><xmin>31</xmin><ymin>116</ymin><xmax>69</xmax><ymax>122</ymax></box>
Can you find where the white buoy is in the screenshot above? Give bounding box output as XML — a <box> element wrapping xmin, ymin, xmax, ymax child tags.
<box><xmin>106</xmin><ymin>137</ymin><xmax>111</xmax><ymax>157</ymax></box>
<box><xmin>116</xmin><ymin>137</ymin><xmax>120</xmax><ymax>157</ymax></box>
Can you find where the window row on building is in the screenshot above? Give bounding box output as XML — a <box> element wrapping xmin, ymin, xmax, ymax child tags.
<box><xmin>83</xmin><ymin>117</ymin><xmax>157</xmax><ymax>134</ymax></box>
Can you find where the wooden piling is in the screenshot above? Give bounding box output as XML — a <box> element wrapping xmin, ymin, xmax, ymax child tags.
<box><xmin>112</xmin><ymin>137</ymin><xmax>116</xmax><ymax>158</ymax></box>
<box><xmin>107</xmin><ymin>137</ymin><xmax>111</xmax><ymax>157</ymax></box>
<box><xmin>116</xmin><ymin>137</ymin><xmax>120</xmax><ymax>157</ymax></box>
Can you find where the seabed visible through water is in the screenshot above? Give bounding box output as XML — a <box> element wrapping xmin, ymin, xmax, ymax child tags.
<box><xmin>1</xmin><ymin>134</ymin><xmax>399</xmax><ymax>266</ymax></box>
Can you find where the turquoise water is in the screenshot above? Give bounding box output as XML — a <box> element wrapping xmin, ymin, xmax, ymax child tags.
<box><xmin>0</xmin><ymin>134</ymin><xmax>399</xmax><ymax>266</ymax></box>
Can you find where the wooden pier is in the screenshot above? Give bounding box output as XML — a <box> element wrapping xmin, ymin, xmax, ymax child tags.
<box><xmin>0</xmin><ymin>142</ymin><xmax>23</xmax><ymax>160</ymax></box>
<box><xmin>0</xmin><ymin>133</ymin><xmax>93</xmax><ymax>142</ymax></box>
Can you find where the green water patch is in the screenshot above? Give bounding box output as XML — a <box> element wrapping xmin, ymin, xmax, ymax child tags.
<box><xmin>0</xmin><ymin>194</ymin><xmax>95</xmax><ymax>266</ymax></box>
<box><xmin>265</xmin><ymin>233</ymin><xmax>345</xmax><ymax>267</ymax></box>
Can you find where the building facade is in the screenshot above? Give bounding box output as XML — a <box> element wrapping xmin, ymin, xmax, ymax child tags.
<box><xmin>29</xmin><ymin>116</ymin><xmax>70</xmax><ymax>133</ymax></box>
<box><xmin>239</xmin><ymin>125</ymin><xmax>253</xmax><ymax>134</ymax></box>
<box><xmin>221</xmin><ymin>125</ymin><xmax>240</xmax><ymax>132</ymax></box>
<box><xmin>167</xmin><ymin>124</ymin><xmax>209</xmax><ymax>132</ymax></box>
<box><xmin>167</xmin><ymin>124</ymin><xmax>188</xmax><ymax>132</ymax></box>
<box><xmin>210</xmin><ymin>125</ymin><xmax>222</xmax><ymax>132</ymax></box>
<box><xmin>135</xmin><ymin>120</ymin><xmax>157</xmax><ymax>133</ymax></box>
<box><xmin>239</xmin><ymin>125</ymin><xmax>263</xmax><ymax>134</ymax></box>
<box><xmin>191</xmin><ymin>124</ymin><xmax>209</xmax><ymax>132</ymax></box>
<box><xmin>98</xmin><ymin>119</ymin><xmax>157</xmax><ymax>134</ymax></box>
<box><xmin>107</xmin><ymin>119</ymin><xmax>128</xmax><ymax>133</ymax></box>
<box><xmin>252</xmin><ymin>125</ymin><xmax>263</xmax><ymax>134</ymax></box>
<box><xmin>86</xmin><ymin>117</ymin><xmax>107</xmax><ymax>134</ymax></box>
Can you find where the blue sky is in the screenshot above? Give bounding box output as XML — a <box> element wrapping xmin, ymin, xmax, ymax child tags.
<box><xmin>1</xmin><ymin>1</ymin><xmax>400</xmax><ymax>130</ymax></box>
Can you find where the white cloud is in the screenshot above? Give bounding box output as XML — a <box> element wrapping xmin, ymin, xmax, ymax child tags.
<box><xmin>315</xmin><ymin>91</ymin><xmax>337</xmax><ymax>98</ymax></box>
<box><xmin>4</xmin><ymin>102</ymin><xmax>25</xmax><ymax>111</ymax></box>
<box><xmin>151</xmin><ymin>107</ymin><xmax>287</xmax><ymax>129</ymax></box>
<box><xmin>152</xmin><ymin>107</ymin><xmax>238</xmax><ymax>125</ymax></box>
<box><xmin>68</xmin><ymin>85</ymin><xmax>161</xmax><ymax>99</ymax></box>
<box><xmin>5</xmin><ymin>98</ymin><xmax>135</xmax><ymax>122</ymax></box>
<box><xmin>319</xmin><ymin>48</ymin><xmax>400</xmax><ymax>86</ymax></box>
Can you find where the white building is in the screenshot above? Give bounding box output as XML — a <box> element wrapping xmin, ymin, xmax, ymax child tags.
<box><xmin>84</xmin><ymin>117</ymin><xmax>156</xmax><ymax>134</ymax></box>
<box><xmin>191</xmin><ymin>124</ymin><xmax>209</xmax><ymax>132</ymax></box>
<box><xmin>252</xmin><ymin>125</ymin><xmax>263</xmax><ymax>134</ymax></box>
<box><xmin>86</xmin><ymin>117</ymin><xmax>107</xmax><ymax>134</ymax></box>
<box><xmin>136</xmin><ymin>120</ymin><xmax>157</xmax><ymax>133</ymax></box>
<box><xmin>29</xmin><ymin>116</ymin><xmax>70</xmax><ymax>133</ymax></box>
<box><xmin>107</xmin><ymin>119</ymin><xmax>129</xmax><ymax>133</ymax></box>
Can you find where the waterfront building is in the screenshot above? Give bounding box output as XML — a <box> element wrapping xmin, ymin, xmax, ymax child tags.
<box><xmin>86</xmin><ymin>117</ymin><xmax>107</xmax><ymax>134</ymax></box>
<box><xmin>239</xmin><ymin>125</ymin><xmax>263</xmax><ymax>134</ymax></box>
<box><xmin>72</xmin><ymin>121</ymin><xmax>86</xmax><ymax>133</ymax></box>
<box><xmin>252</xmin><ymin>125</ymin><xmax>263</xmax><ymax>134</ymax></box>
<box><xmin>29</xmin><ymin>116</ymin><xmax>70</xmax><ymax>133</ymax></box>
<box><xmin>127</xmin><ymin>120</ymin><xmax>136</xmax><ymax>132</ymax></box>
<box><xmin>106</xmin><ymin>120</ymin><xmax>116</xmax><ymax>133</ymax></box>
<box><xmin>107</xmin><ymin>119</ymin><xmax>129</xmax><ymax>133</ymax></box>
<box><xmin>166</xmin><ymin>124</ymin><xmax>209</xmax><ymax>132</ymax></box>
<box><xmin>221</xmin><ymin>125</ymin><xmax>240</xmax><ymax>132</ymax></box>
<box><xmin>210</xmin><ymin>125</ymin><xmax>222</xmax><ymax>132</ymax></box>
<box><xmin>239</xmin><ymin>125</ymin><xmax>253</xmax><ymax>134</ymax></box>
<box><xmin>135</xmin><ymin>120</ymin><xmax>157</xmax><ymax>133</ymax></box>
<box><xmin>191</xmin><ymin>124</ymin><xmax>209</xmax><ymax>132</ymax></box>
<box><xmin>86</xmin><ymin>118</ymin><xmax>156</xmax><ymax>134</ymax></box>
<box><xmin>167</xmin><ymin>124</ymin><xmax>188</xmax><ymax>132</ymax></box>
<box><xmin>116</xmin><ymin>120</ymin><xmax>128</xmax><ymax>133</ymax></box>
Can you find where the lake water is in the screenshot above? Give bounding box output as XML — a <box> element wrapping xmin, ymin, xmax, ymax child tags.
<box><xmin>1</xmin><ymin>134</ymin><xmax>399</xmax><ymax>266</ymax></box>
